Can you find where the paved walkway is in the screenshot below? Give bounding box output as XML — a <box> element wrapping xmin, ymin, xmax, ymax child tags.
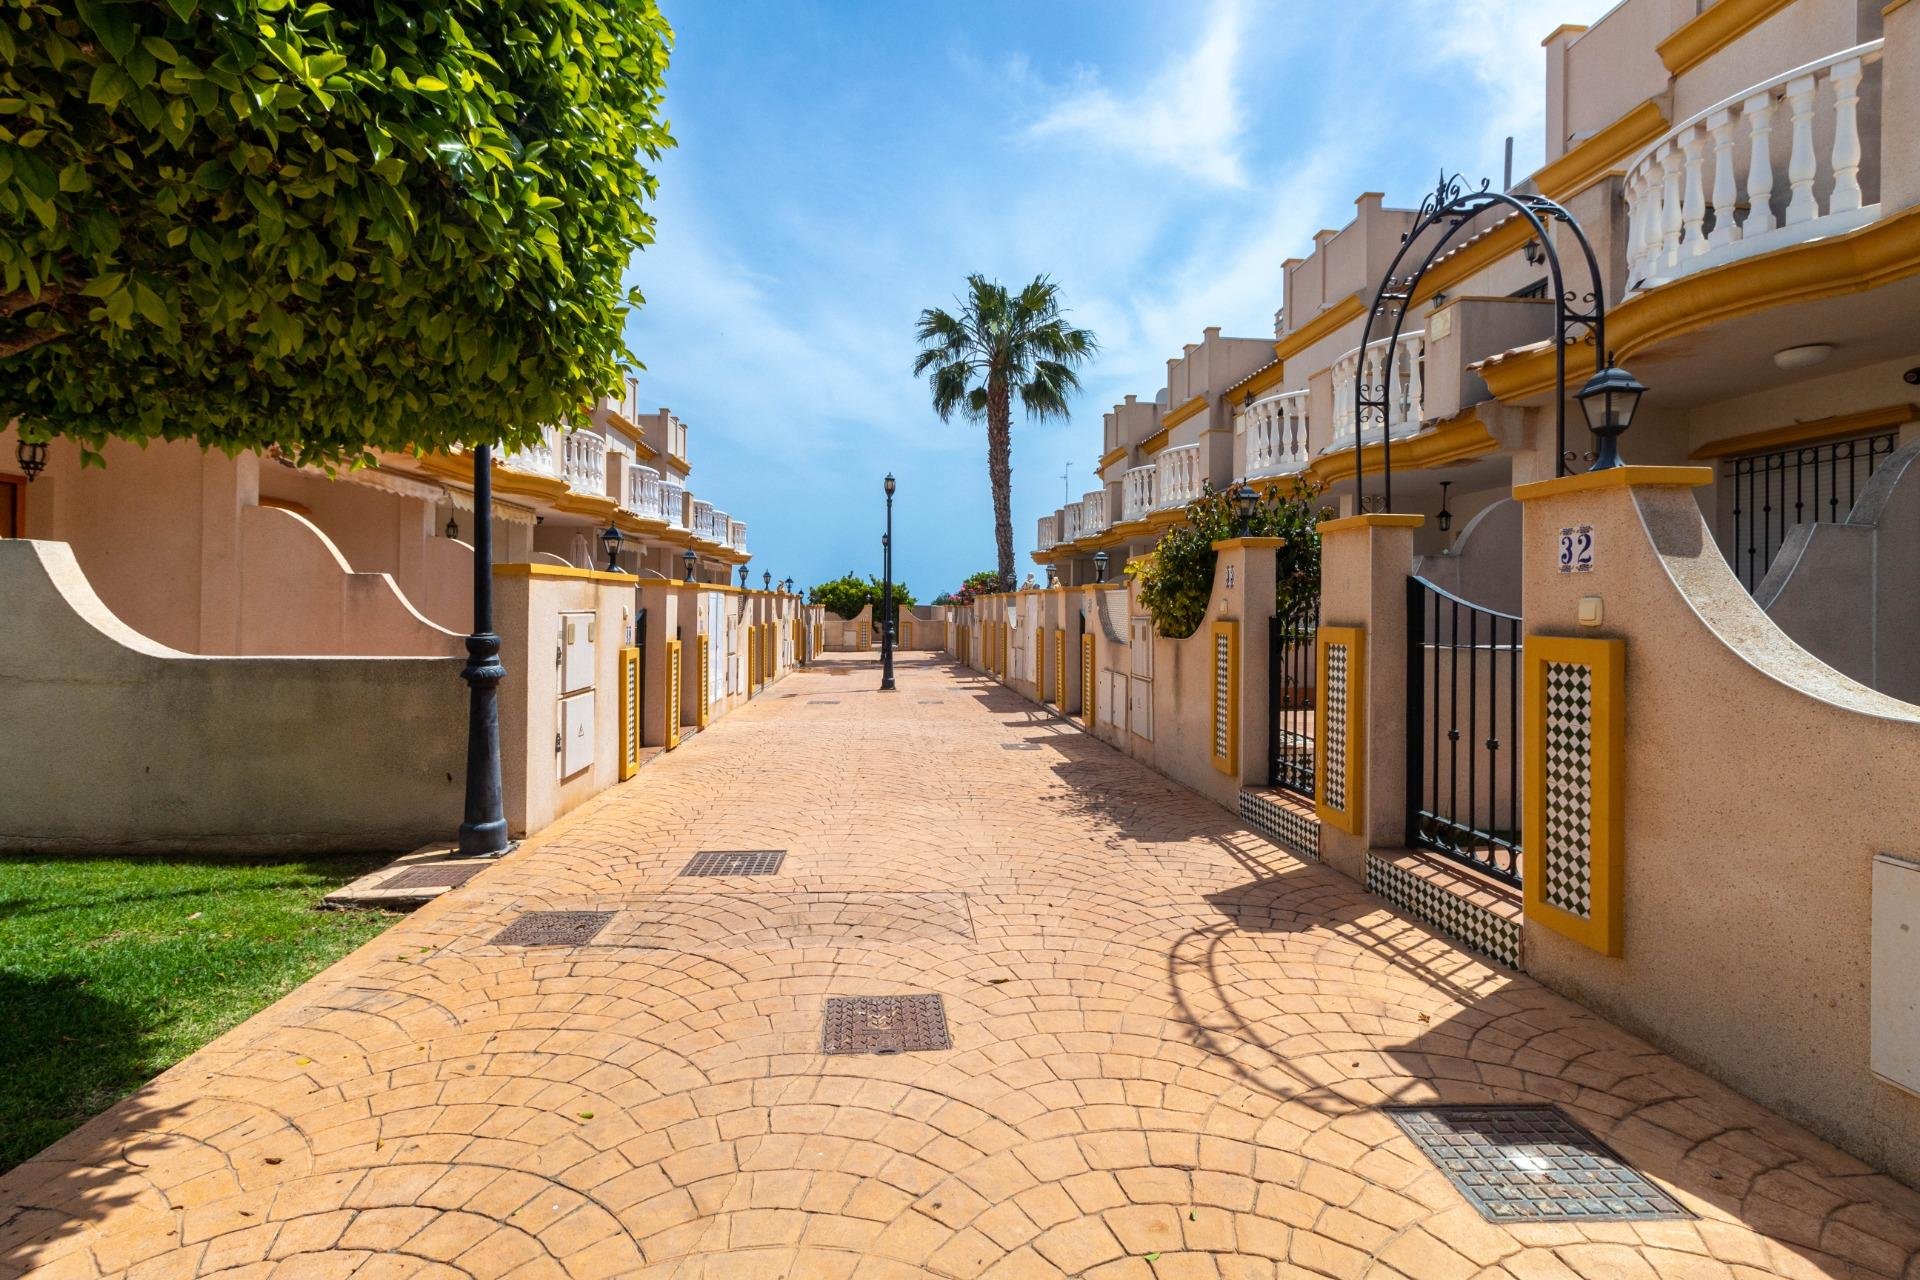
<box><xmin>6</xmin><ymin>652</ymin><xmax>1920</xmax><ymax>1280</ymax></box>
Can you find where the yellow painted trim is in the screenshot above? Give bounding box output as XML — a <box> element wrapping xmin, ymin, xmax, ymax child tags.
<box><xmin>1099</xmin><ymin>446</ymin><xmax>1128</xmax><ymax>470</ymax></box>
<box><xmin>1523</xmin><ymin>635</ymin><xmax>1626</xmax><ymax>956</ymax></box>
<box><xmin>1317</xmin><ymin>513</ymin><xmax>1425</xmax><ymax>534</ymax></box>
<box><xmin>1139</xmin><ymin>425</ymin><xmax>1172</xmax><ymax>456</ymax></box>
<box><xmin>1513</xmin><ymin>465</ymin><xmax>1713</xmax><ymax>501</ymax></box>
<box><xmin>1479</xmin><ymin>208</ymin><xmax>1920</xmax><ymax>406</ymax></box>
<box><xmin>1210</xmin><ymin>536</ymin><xmax>1289</xmax><ymax>550</ymax></box>
<box><xmin>1688</xmin><ymin>403</ymin><xmax>1920</xmax><ymax>460</ymax></box>
<box><xmin>258</xmin><ymin>496</ymin><xmax>314</xmax><ymax>518</ymax></box>
<box><xmin>1313</xmin><ymin>626</ymin><xmax>1366</xmax><ymax>834</ymax></box>
<box><xmin>1226</xmin><ymin>360</ymin><xmax>1288</xmax><ymax>401</ymax></box>
<box><xmin>1210</xmin><ymin>619</ymin><xmax>1240</xmax><ymax>776</ymax></box>
<box><xmin>664</xmin><ymin>639</ymin><xmax>682</xmax><ymax>751</ymax></box>
<box><xmin>1412</xmin><ymin>218</ymin><xmax>1534</xmax><ymax>309</ymax></box>
<box><xmin>1160</xmin><ymin>393</ymin><xmax>1209</xmax><ymax>431</ymax></box>
<box><xmin>1539</xmin><ymin>22</ymin><xmax>1588</xmax><ymax>45</ymax></box>
<box><xmin>618</xmin><ymin>646</ymin><xmax>641</xmax><ymax>780</ymax></box>
<box><xmin>494</xmin><ymin>563</ymin><xmax>639</xmax><ymax>586</ymax></box>
<box><xmin>1274</xmin><ymin>295</ymin><xmax>1367</xmax><ymax>362</ymax></box>
<box><xmin>1657</xmin><ymin>0</ymin><xmax>1795</xmax><ymax>75</ymax></box>
<box><xmin>1035</xmin><ymin>626</ymin><xmax>1047</xmax><ymax>695</ymax></box>
<box><xmin>697</xmin><ymin>643</ymin><xmax>711</xmax><ymax>729</ymax></box>
<box><xmin>553</xmin><ymin>492</ymin><xmax>620</xmax><ymax>521</ymax></box>
<box><xmin>1053</xmin><ymin>629</ymin><xmax>1065</xmax><ymax>709</ymax></box>
<box><xmin>1533</xmin><ymin>101</ymin><xmax>1670</xmax><ymax>202</ymax></box>
<box><xmin>1887</xmin><ymin>0</ymin><xmax>1912</xmax><ymax>14</ymax></box>
<box><xmin>1081</xmin><ymin>632</ymin><xmax>1096</xmax><ymax>727</ymax></box>
<box><xmin>666</xmin><ymin>452</ymin><xmax>691</xmax><ymax>475</ymax></box>
<box><xmin>1306</xmin><ymin>412</ymin><xmax>1500</xmax><ymax>488</ymax></box>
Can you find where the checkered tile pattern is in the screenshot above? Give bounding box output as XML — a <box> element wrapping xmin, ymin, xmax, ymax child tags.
<box><xmin>1366</xmin><ymin>854</ymin><xmax>1521</xmax><ymax>968</ymax></box>
<box><xmin>1238</xmin><ymin>789</ymin><xmax>1321</xmax><ymax>862</ymax></box>
<box><xmin>1323</xmin><ymin>643</ymin><xmax>1349</xmax><ymax>812</ymax></box>
<box><xmin>1213</xmin><ymin>632</ymin><xmax>1232</xmax><ymax>761</ymax></box>
<box><xmin>1543</xmin><ymin>661</ymin><xmax>1595</xmax><ymax>918</ymax></box>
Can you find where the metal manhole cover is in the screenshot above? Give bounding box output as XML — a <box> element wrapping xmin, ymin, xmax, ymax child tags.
<box><xmin>809</xmin><ymin>699</ymin><xmax>840</xmax><ymax>705</ymax></box>
<box><xmin>489</xmin><ymin>911</ymin><xmax>616</xmax><ymax>947</ymax></box>
<box><xmin>822</xmin><ymin>995</ymin><xmax>952</xmax><ymax>1055</ymax></box>
<box><xmin>1388</xmin><ymin>1106</ymin><xmax>1690</xmax><ymax>1222</ymax></box>
<box><xmin>1002</xmin><ymin>742</ymin><xmax>1041</xmax><ymax>751</ymax></box>
<box><xmin>681</xmin><ymin>850</ymin><xmax>786</xmax><ymax>877</ymax></box>
<box><xmin>381</xmin><ymin>862</ymin><xmax>489</xmax><ymax>891</ymax></box>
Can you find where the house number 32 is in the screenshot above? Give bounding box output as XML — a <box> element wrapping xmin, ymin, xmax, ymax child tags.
<box><xmin>1558</xmin><ymin>525</ymin><xmax>1595</xmax><ymax>573</ymax></box>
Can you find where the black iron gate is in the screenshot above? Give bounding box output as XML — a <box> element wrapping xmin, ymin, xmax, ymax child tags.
<box><xmin>1267</xmin><ymin>592</ymin><xmax>1319</xmax><ymax>798</ymax></box>
<box><xmin>1406</xmin><ymin>577</ymin><xmax>1522</xmax><ymax>885</ymax></box>
<box><xmin>1725</xmin><ymin>431</ymin><xmax>1896</xmax><ymax>590</ymax></box>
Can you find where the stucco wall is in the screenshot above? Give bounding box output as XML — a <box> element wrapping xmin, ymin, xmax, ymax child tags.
<box><xmin>0</xmin><ymin>540</ymin><xmax>464</xmax><ymax>853</ymax></box>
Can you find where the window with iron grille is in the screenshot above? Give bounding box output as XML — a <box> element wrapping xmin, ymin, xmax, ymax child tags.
<box><xmin>1722</xmin><ymin>431</ymin><xmax>1896</xmax><ymax>591</ymax></box>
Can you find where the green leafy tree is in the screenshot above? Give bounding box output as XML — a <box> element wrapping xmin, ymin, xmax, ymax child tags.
<box><xmin>0</xmin><ymin>0</ymin><xmax>673</xmax><ymax>465</ymax></box>
<box><xmin>807</xmin><ymin>572</ymin><xmax>915</xmax><ymax>620</ymax></box>
<box><xmin>1126</xmin><ymin>479</ymin><xmax>1323</xmax><ymax>638</ymax></box>
<box><xmin>961</xmin><ymin>569</ymin><xmax>1001</xmax><ymax>593</ymax></box>
<box><xmin>913</xmin><ymin>276</ymin><xmax>1096</xmax><ymax>591</ymax></box>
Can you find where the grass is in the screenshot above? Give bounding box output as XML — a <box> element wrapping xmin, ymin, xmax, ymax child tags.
<box><xmin>0</xmin><ymin>852</ymin><xmax>400</xmax><ymax>1173</ymax></box>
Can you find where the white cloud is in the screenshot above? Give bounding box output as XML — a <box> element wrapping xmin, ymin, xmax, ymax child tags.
<box><xmin>1022</xmin><ymin>0</ymin><xmax>1251</xmax><ymax>188</ymax></box>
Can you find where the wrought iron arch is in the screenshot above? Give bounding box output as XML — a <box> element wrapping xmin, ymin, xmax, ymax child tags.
<box><xmin>1353</xmin><ymin>173</ymin><xmax>1609</xmax><ymax>513</ymax></box>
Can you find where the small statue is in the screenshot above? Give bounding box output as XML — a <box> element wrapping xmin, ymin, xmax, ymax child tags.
<box><xmin>1020</xmin><ymin>572</ymin><xmax>1037</xmax><ymax>590</ymax></box>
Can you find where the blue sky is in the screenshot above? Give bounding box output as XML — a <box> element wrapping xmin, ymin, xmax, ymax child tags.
<box><xmin>623</xmin><ymin>0</ymin><xmax>1614</xmax><ymax>598</ymax></box>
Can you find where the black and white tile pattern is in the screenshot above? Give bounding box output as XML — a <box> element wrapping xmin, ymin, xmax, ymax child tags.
<box><xmin>1239</xmin><ymin>789</ymin><xmax>1321</xmax><ymax>862</ymax></box>
<box><xmin>1323</xmin><ymin>643</ymin><xmax>1349</xmax><ymax>812</ymax></box>
<box><xmin>1366</xmin><ymin>854</ymin><xmax>1521</xmax><ymax>968</ymax></box>
<box><xmin>1543</xmin><ymin>660</ymin><xmax>1595</xmax><ymax>918</ymax></box>
<box><xmin>1212</xmin><ymin>631</ymin><xmax>1232</xmax><ymax>761</ymax></box>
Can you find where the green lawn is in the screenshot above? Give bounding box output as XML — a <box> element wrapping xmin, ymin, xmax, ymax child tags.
<box><xmin>0</xmin><ymin>853</ymin><xmax>400</xmax><ymax>1173</ymax></box>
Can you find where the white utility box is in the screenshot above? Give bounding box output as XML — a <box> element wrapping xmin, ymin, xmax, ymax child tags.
<box><xmin>560</xmin><ymin>611</ymin><xmax>595</xmax><ymax>695</ymax></box>
<box><xmin>559</xmin><ymin>690</ymin><xmax>595</xmax><ymax>779</ymax></box>
<box><xmin>1129</xmin><ymin>675</ymin><xmax>1154</xmax><ymax>741</ymax></box>
<box><xmin>1872</xmin><ymin>853</ymin><xmax>1920</xmax><ymax>1096</ymax></box>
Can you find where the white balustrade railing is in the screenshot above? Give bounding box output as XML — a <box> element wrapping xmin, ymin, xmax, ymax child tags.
<box><xmin>710</xmin><ymin>509</ymin><xmax>730</xmax><ymax>545</ymax></box>
<box><xmin>627</xmin><ymin>463</ymin><xmax>659</xmax><ymax>515</ymax></box>
<box><xmin>1243</xmin><ymin>390</ymin><xmax>1310</xmax><ymax>476</ymax></box>
<box><xmin>1154</xmin><ymin>444</ymin><xmax>1202</xmax><ymax>510</ymax></box>
<box><xmin>1079</xmin><ymin>489</ymin><xmax>1108</xmax><ymax>535</ymax></box>
<box><xmin>561</xmin><ymin>428</ymin><xmax>606</xmax><ymax>495</ymax></box>
<box><xmin>1062</xmin><ymin>503</ymin><xmax>1084</xmax><ymax>543</ymax></box>
<box><xmin>1037</xmin><ymin>514</ymin><xmax>1058</xmax><ymax>549</ymax></box>
<box><xmin>1625</xmin><ymin>41</ymin><xmax>1881</xmax><ymax>290</ymax></box>
<box><xmin>501</xmin><ymin>424</ymin><xmax>560</xmax><ymax>477</ymax></box>
<box><xmin>728</xmin><ymin>520</ymin><xmax>748</xmax><ymax>552</ymax></box>
<box><xmin>1122</xmin><ymin>465</ymin><xmax>1156</xmax><ymax>521</ymax></box>
<box><xmin>1330</xmin><ymin>331</ymin><xmax>1425</xmax><ymax>449</ymax></box>
<box><xmin>691</xmin><ymin>499</ymin><xmax>715</xmax><ymax>540</ymax></box>
<box><xmin>657</xmin><ymin>480</ymin><xmax>687</xmax><ymax>528</ymax></box>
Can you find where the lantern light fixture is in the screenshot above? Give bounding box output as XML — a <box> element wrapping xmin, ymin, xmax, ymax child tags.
<box><xmin>683</xmin><ymin>548</ymin><xmax>697</xmax><ymax>582</ymax></box>
<box><xmin>599</xmin><ymin>521</ymin><xmax>624</xmax><ymax>572</ymax></box>
<box><xmin>1093</xmin><ymin>550</ymin><xmax>1109</xmax><ymax>583</ymax></box>
<box><xmin>1437</xmin><ymin>481</ymin><xmax>1453</xmax><ymax>533</ymax></box>
<box><xmin>15</xmin><ymin>439</ymin><xmax>47</xmax><ymax>482</ymax></box>
<box><xmin>1574</xmin><ymin>363</ymin><xmax>1646</xmax><ymax>471</ymax></box>
<box><xmin>1232</xmin><ymin>484</ymin><xmax>1259</xmax><ymax>536</ymax></box>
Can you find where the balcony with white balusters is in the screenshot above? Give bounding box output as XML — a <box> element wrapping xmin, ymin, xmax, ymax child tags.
<box><xmin>1078</xmin><ymin>489</ymin><xmax>1108</xmax><ymax>536</ymax></box>
<box><xmin>561</xmin><ymin>428</ymin><xmax>607</xmax><ymax>496</ymax></box>
<box><xmin>1122</xmin><ymin>465</ymin><xmax>1156</xmax><ymax>521</ymax></box>
<box><xmin>1242</xmin><ymin>390</ymin><xmax>1311</xmax><ymax>478</ymax></box>
<box><xmin>1624</xmin><ymin>42</ymin><xmax>1882</xmax><ymax>292</ymax></box>
<box><xmin>626</xmin><ymin>464</ymin><xmax>659</xmax><ymax>518</ymax></box>
<box><xmin>690</xmin><ymin>499</ymin><xmax>716</xmax><ymax>542</ymax></box>
<box><xmin>1036</xmin><ymin>514</ymin><xmax>1058</xmax><ymax>550</ymax></box>
<box><xmin>501</xmin><ymin>424</ymin><xmax>561</xmax><ymax>478</ymax></box>
<box><xmin>656</xmin><ymin>480</ymin><xmax>687</xmax><ymax>528</ymax></box>
<box><xmin>1154</xmin><ymin>443</ymin><xmax>1202</xmax><ymax>510</ymax></box>
<box><xmin>1329</xmin><ymin>331</ymin><xmax>1425</xmax><ymax>451</ymax></box>
<box><xmin>728</xmin><ymin>519</ymin><xmax>748</xmax><ymax>554</ymax></box>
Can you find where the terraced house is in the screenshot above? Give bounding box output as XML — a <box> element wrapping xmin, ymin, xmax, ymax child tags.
<box><xmin>987</xmin><ymin>0</ymin><xmax>1920</xmax><ymax>1188</ymax></box>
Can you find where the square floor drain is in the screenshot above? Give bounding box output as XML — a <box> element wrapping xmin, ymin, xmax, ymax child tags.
<box><xmin>821</xmin><ymin>995</ymin><xmax>952</xmax><ymax>1055</ymax></box>
<box><xmin>1002</xmin><ymin>743</ymin><xmax>1042</xmax><ymax>751</ymax></box>
<box><xmin>1389</xmin><ymin>1106</ymin><xmax>1689</xmax><ymax>1222</ymax></box>
<box><xmin>681</xmin><ymin>850</ymin><xmax>786</xmax><ymax>877</ymax></box>
<box><xmin>809</xmin><ymin>699</ymin><xmax>841</xmax><ymax>705</ymax></box>
<box><xmin>381</xmin><ymin>862</ymin><xmax>489</xmax><ymax>891</ymax></box>
<box><xmin>489</xmin><ymin>911</ymin><xmax>616</xmax><ymax>947</ymax></box>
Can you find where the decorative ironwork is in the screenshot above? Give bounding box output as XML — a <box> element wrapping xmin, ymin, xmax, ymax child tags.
<box><xmin>821</xmin><ymin>995</ymin><xmax>952</xmax><ymax>1055</ymax></box>
<box><xmin>1355</xmin><ymin>172</ymin><xmax>1611</xmax><ymax>512</ymax></box>
<box><xmin>490</xmin><ymin>911</ymin><xmax>616</xmax><ymax>946</ymax></box>
<box><xmin>1388</xmin><ymin>1106</ymin><xmax>1689</xmax><ymax>1222</ymax></box>
<box><xmin>1725</xmin><ymin>431</ymin><xmax>1896</xmax><ymax>590</ymax></box>
<box><xmin>681</xmin><ymin>850</ymin><xmax>786</xmax><ymax>877</ymax></box>
<box><xmin>1267</xmin><ymin>592</ymin><xmax>1319</xmax><ymax>799</ymax></box>
<box><xmin>380</xmin><ymin>862</ymin><xmax>490</xmax><ymax>891</ymax></box>
<box><xmin>1407</xmin><ymin>577</ymin><xmax>1522</xmax><ymax>885</ymax></box>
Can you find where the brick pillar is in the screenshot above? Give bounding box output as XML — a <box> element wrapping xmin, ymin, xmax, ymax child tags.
<box><xmin>1209</xmin><ymin>536</ymin><xmax>1283</xmax><ymax>787</ymax></box>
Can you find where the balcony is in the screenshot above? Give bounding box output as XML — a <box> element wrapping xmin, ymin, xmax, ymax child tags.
<box><xmin>691</xmin><ymin>499</ymin><xmax>716</xmax><ymax>541</ymax></box>
<box><xmin>1330</xmin><ymin>331</ymin><xmax>1425</xmax><ymax>450</ymax></box>
<box><xmin>657</xmin><ymin>480</ymin><xmax>687</xmax><ymax>528</ymax></box>
<box><xmin>1062</xmin><ymin>503</ymin><xmax>1084</xmax><ymax>543</ymax></box>
<box><xmin>1625</xmin><ymin>42</ymin><xmax>1882</xmax><ymax>292</ymax></box>
<box><xmin>1037</xmin><ymin>514</ymin><xmax>1058</xmax><ymax>550</ymax></box>
<box><xmin>728</xmin><ymin>520</ymin><xmax>748</xmax><ymax>553</ymax></box>
<box><xmin>1122</xmin><ymin>465</ymin><xmax>1156</xmax><ymax>521</ymax></box>
<box><xmin>709</xmin><ymin>508</ymin><xmax>731</xmax><ymax>545</ymax></box>
<box><xmin>1078</xmin><ymin>489</ymin><xmax>1108</xmax><ymax>537</ymax></box>
<box><xmin>561</xmin><ymin>429</ymin><xmax>607</xmax><ymax>495</ymax></box>
<box><xmin>501</xmin><ymin>425</ymin><xmax>560</xmax><ymax>477</ymax></box>
<box><xmin>1155</xmin><ymin>443</ymin><xmax>1201</xmax><ymax>510</ymax></box>
<box><xmin>1244</xmin><ymin>390</ymin><xmax>1310</xmax><ymax>478</ymax></box>
<box><xmin>626</xmin><ymin>464</ymin><xmax>660</xmax><ymax>516</ymax></box>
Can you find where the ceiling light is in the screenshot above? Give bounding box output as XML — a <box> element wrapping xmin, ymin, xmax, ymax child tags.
<box><xmin>1773</xmin><ymin>343</ymin><xmax>1833</xmax><ymax>370</ymax></box>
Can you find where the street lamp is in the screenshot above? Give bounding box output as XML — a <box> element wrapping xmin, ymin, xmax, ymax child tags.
<box><xmin>738</xmin><ymin>563</ymin><xmax>748</xmax><ymax>588</ymax></box>
<box><xmin>682</xmin><ymin>547</ymin><xmax>697</xmax><ymax>582</ymax></box>
<box><xmin>1232</xmin><ymin>484</ymin><xmax>1259</xmax><ymax>536</ymax></box>
<box><xmin>1094</xmin><ymin>550</ymin><xmax>1109</xmax><ymax>584</ymax></box>
<box><xmin>445</xmin><ymin>513</ymin><xmax>459</xmax><ymax>540</ymax></box>
<box><xmin>1437</xmin><ymin>481</ymin><xmax>1453</xmax><ymax>533</ymax></box>
<box><xmin>457</xmin><ymin>446</ymin><xmax>509</xmax><ymax>858</ymax></box>
<box><xmin>599</xmin><ymin>521</ymin><xmax>624</xmax><ymax>572</ymax></box>
<box><xmin>880</xmin><ymin>472</ymin><xmax>896</xmax><ymax>691</ymax></box>
<box><xmin>1575</xmin><ymin>363</ymin><xmax>1646</xmax><ymax>470</ymax></box>
<box><xmin>763</xmin><ymin>570</ymin><xmax>771</xmax><ymax>591</ymax></box>
<box><xmin>783</xmin><ymin>576</ymin><xmax>794</xmax><ymax>594</ymax></box>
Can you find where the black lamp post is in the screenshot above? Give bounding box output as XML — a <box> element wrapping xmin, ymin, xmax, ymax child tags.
<box><xmin>880</xmin><ymin>472</ymin><xmax>896</xmax><ymax>691</ymax></box>
<box><xmin>458</xmin><ymin>446</ymin><xmax>510</xmax><ymax>858</ymax></box>
<box><xmin>682</xmin><ymin>547</ymin><xmax>696</xmax><ymax>583</ymax></box>
<box><xmin>1575</xmin><ymin>364</ymin><xmax>1647</xmax><ymax>470</ymax></box>
<box><xmin>599</xmin><ymin>521</ymin><xmax>624</xmax><ymax>572</ymax></box>
<box><xmin>1232</xmin><ymin>484</ymin><xmax>1259</xmax><ymax>537</ymax></box>
<box><xmin>1437</xmin><ymin>482</ymin><xmax>1453</xmax><ymax>533</ymax></box>
<box><xmin>763</xmin><ymin>570</ymin><xmax>771</xmax><ymax>591</ymax></box>
<box><xmin>738</xmin><ymin>563</ymin><xmax>749</xmax><ymax>589</ymax></box>
<box><xmin>1093</xmin><ymin>549</ymin><xmax>1109</xmax><ymax>584</ymax></box>
<box><xmin>783</xmin><ymin>576</ymin><xmax>794</xmax><ymax>594</ymax></box>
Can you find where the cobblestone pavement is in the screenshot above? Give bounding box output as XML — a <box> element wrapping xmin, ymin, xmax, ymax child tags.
<box><xmin>6</xmin><ymin>652</ymin><xmax>1920</xmax><ymax>1280</ymax></box>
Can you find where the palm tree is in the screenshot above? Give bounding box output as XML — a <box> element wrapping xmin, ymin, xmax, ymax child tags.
<box><xmin>913</xmin><ymin>275</ymin><xmax>1097</xmax><ymax>590</ymax></box>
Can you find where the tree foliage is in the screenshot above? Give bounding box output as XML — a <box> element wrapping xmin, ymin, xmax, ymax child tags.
<box><xmin>1126</xmin><ymin>479</ymin><xmax>1323</xmax><ymax>639</ymax></box>
<box><xmin>912</xmin><ymin>275</ymin><xmax>1095</xmax><ymax>590</ymax></box>
<box><xmin>807</xmin><ymin>571</ymin><xmax>914</xmax><ymax>621</ymax></box>
<box><xmin>0</xmin><ymin>0</ymin><xmax>673</xmax><ymax>466</ymax></box>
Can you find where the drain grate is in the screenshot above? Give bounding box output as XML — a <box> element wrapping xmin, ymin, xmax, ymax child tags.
<box><xmin>1389</xmin><ymin>1106</ymin><xmax>1690</xmax><ymax>1222</ymax></box>
<box><xmin>490</xmin><ymin>911</ymin><xmax>616</xmax><ymax>947</ymax></box>
<box><xmin>381</xmin><ymin>862</ymin><xmax>489</xmax><ymax>891</ymax></box>
<box><xmin>822</xmin><ymin>995</ymin><xmax>952</xmax><ymax>1055</ymax></box>
<box><xmin>808</xmin><ymin>699</ymin><xmax>841</xmax><ymax>705</ymax></box>
<box><xmin>681</xmin><ymin>850</ymin><xmax>786</xmax><ymax>877</ymax></box>
<box><xmin>1002</xmin><ymin>742</ymin><xmax>1041</xmax><ymax>751</ymax></box>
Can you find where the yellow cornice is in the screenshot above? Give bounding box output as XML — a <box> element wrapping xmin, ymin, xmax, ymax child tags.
<box><xmin>1888</xmin><ymin>0</ymin><xmax>1912</xmax><ymax>14</ymax></box>
<box><xmin>1305</xmin><ymin>411</ymin><xmax>1499</xmax><ymax>488</ymax></box>
<box><xmin>1514</xmin><ymin>466</ymin><xmax>1713</xmax><ymax>501</ymax></box>
<box><xmin>1140</xmin><ymin>426</ymin><xmax>1172</xmax><ymax>456</ymax></box>
<box><xmin>1209</xmin><ymin>536</ymin><xmax>1288</xmax><ymax>550</ymax></box>
<box><xmin>1689</xmin><ymin>403</ymin><xmax>1920</xmax><ymax>460</ymax></box>
<box><xmin>1540</xmin><ymin>22</ymin><xmax>1589</xmax><ymax>46</ymax></box>
<box><xmin>1225</xmin><ymin>361</ymin><xmax>1288</xmax><ymax>402</ymax></box>
<box><xmin>495</xmin><ymin>563</ymin><xmax>638</xmax><ymax>585</ymax></box>
<box><xmin>1412</xmin><ymin>217</ymin><xmax>1534</xmax><ymax>309</ymax></box>
<box><xmin>1656</xmin><ymin>0</ymin><xmax>1796</xmax><ymax>76</ymax></box>
<box><xmin>1274</xmin><ymin>296</ymin><xmax>1365</xmax><ymax>362</ymax></box>
<box><xmin>553</xmin><ymin>491</ymin><xmax>618</xmax><ymax>520</ymax></box>
<box><xmin>1481</xmin><ymin>206</ymin><xmax>1920</xmax><ymax>404</ymax></box>
<box><xmin>667</xmin><ymin>453</ymin><xmax>691</xmax><ymax>475</ymax></box>
<box><xmin>1099</xmin><ymin>446</ymin><xmax>1128</xmax><ymax>470</ymax></box>
<box><xmin>1534</xmin><ymin>101</ymin><xmax>1669</xmax><ymax>202</ymax></box>
<box><xmin>1318</xmin><ymin>513</ymin><xmax>1425</xmax><ymax>533</ymax></box>
<box><xmin>1160</xmin><ymin>394</ymin><xmax>1209</xmax><ymax>431</ymax></box>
